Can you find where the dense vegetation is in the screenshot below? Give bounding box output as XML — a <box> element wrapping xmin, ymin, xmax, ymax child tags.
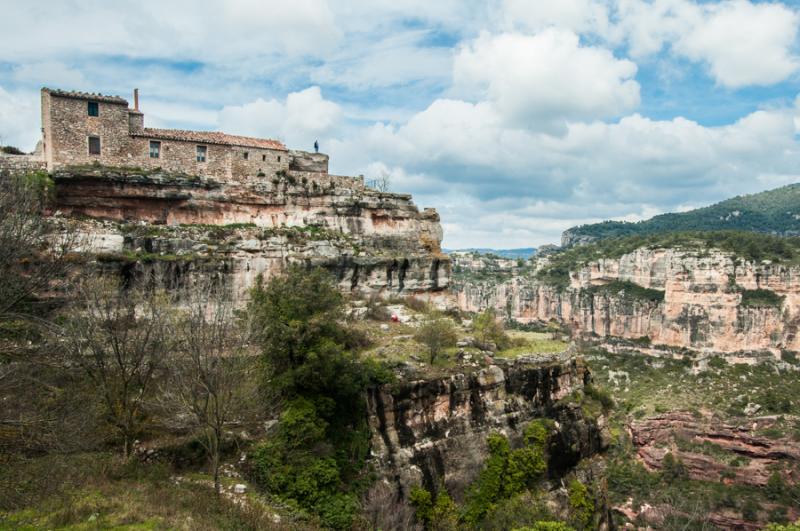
<box><xmin>537</xmin><ymin>230</ymin><xmax>800</xmax><ymax>288</ymax></box>
<box><xmin>248</xmin><ymin>266</ymin><xmax>392</xmax><ymax>529</ymax></box>
<box><xmin>409</xmin><ymin>419</ymin><xmax>597</xmax><ymax>530</ymax></box>
<box><xmin>564</xmin><ymin>183</ymin><xmax>800</xmax><ymax>244</ymax></box>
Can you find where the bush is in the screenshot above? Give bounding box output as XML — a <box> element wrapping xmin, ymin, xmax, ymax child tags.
<box><xmin>584</xmin><ymin>384</ymin><xmax>614</xmax><ymax>412</ymax></box>
<box><xmin>462</xmin><ymin>420</ymin><xmax>551</xmax><ymax>525</ymax></box>
<box><xmin>567</xmin><ymin>480</ymin><xmax>594</xmax><ymax>529</ymax></box>
<box><xmin>741</xmin><ymin>288</ymin><xmax>784</xmax><ymax>308</ymax></box>
<box><xmin>473</xmin><ymin>308</ymin><xmax>512</xmax><ymax>350</ymax></box>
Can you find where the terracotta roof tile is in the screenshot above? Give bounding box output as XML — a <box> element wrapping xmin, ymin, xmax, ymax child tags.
<box><xmin>135</xmin><ymin>128</ymin><xmax>287</xmax><ymax>151</ymax></box>
<box><xmin>42</xmin><ymin>87</ymin><xmax>128</xmax><ymax>105</ymax></box>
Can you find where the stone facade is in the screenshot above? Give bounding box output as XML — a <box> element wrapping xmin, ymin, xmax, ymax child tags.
<box><xmin>39</xmin><ymin>88</ymin><xmax>328</xmax><ymax>183</ymax></box>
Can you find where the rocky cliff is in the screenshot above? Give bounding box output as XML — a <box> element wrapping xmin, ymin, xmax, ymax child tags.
<box><xmin>366</xmin><ymin>355</ymin><xmax>608</xmax><ymax>501</ymax></box>
<box><xmin>49</xmin><ymin>166</ymin><xmax>450</xmax><ymax>299</ymax></box>
<box><xmin>456</xmin><ymin>247</ymin><xmax>800</xmax><ymax>354</ymax></box>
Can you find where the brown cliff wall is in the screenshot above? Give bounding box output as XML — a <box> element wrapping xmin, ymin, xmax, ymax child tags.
<box><xmin>456</xmin><ymin>247</ymin><xmax>800</xmax><ymax>354</ymax></box>
<box><xmin>51</xmin><ymin>167</ymin><xmax>449</xmax><ymax>299</ymax></box>
<box><xmin>366</xmin><ymin>357</ymin><xmax>607</xmax><ymax>501</ymax></box>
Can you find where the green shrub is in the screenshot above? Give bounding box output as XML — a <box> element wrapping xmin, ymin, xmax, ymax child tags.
<box><xmin>463</xmin><ymin>420</ymin><xmax>551</xmax><ymax>525</ymax></box>
<box><xmin>766</xmin><ymin>471</ymin><xmax>787</xmax><ymax>501</ymax></box>
<box><xmin>741</xmin><ymin>289</ymin><xmax>784</xmax><ymax>308</ymax></box>
<box><xmin>586</xmin><ymin>281</ymin><xmax>665</xmax><ymax>303</ymax></box>
<box><xmin>473</xmin><ymin>308</ymin><xmax>512</xmax><ymax>350</ymax></box>
<box><xmin>567</xmin><ymin>480</ymin><xmax>594</xmax><ymax>529</ymax></box>
<box><xmin>514</xmin><ymin>523</ymin><xmax>575</xmax><ymax>531</ymax></box>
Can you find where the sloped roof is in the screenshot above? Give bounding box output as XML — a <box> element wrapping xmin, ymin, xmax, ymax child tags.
<box><xmin>134</xmin><ymin>128</ymin><xmax>287</xmax><ymax>151</ymax></box>
<box><xmin>42</xmin><ymin>87</ymin><xmax>128</xmax><ymax>105</ymax></box>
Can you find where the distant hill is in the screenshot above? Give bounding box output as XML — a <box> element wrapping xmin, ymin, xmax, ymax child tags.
<box><xmin>562</xmin><ymin>183</ymin><xmax>800</xmax><ymax>247</ymax></box>
<box><xmin>445</xmin><ymin>247</ymin><xmax>537</xmax><ymax>259</ymax></box>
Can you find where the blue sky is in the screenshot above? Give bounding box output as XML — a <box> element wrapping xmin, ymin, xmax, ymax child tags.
<box><xmin>1</xmin><ymin>0</ymin><xmax>799</xmax><ymax>248</ymax></box>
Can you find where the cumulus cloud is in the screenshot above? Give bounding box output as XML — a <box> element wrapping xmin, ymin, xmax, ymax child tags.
<box><xmin>0</xmin><ymin>0</ymin><xmax>341</xmax><ymax>63</ymax></box>
<box><xmin>616</xmin><ymin>0</ymin><xmax>800</xmax><ymax>87</ymax></box>
<box><xmin>453</xmin><ymin>30</ymin><xmax>640</xmax><ymax>132</ymax></box>
<box><xmin>218</xmin><ymin>87</ymin><xmax>342</xmax><ymax>148</ymax></box>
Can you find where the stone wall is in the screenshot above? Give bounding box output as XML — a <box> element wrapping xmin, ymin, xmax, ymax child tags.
<box><xmin>42</xmin><ymin>90</ymin><xmax>133</xmax><ymax>169</ymax></box>
<box><xmin>0</xmin><ymin>154</ymin><xmax>46</xmax><ymax>177</ymax></box>
<box><xmin>288</xmin><ymin>149</ymin><xmax>328</xmax><ymax>173</ymax></box>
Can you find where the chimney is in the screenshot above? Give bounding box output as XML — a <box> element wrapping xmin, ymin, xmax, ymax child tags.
<box><xmin>133</xmin><ymin>88</ymin><xmax>139</xmax><ymax>111</ymax></box>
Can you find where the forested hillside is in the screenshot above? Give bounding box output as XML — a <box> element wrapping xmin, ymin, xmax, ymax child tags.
<box><xmin>562</xmin><ymin>183</ymin><xmax>800</xmax><ymax>246</ymax></box>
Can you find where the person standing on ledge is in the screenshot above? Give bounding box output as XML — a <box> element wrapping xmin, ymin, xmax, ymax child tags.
<box><xmin>314</xmin><ymin>140</ymin><xmax>319</xmax><ymax>153</ymax></box>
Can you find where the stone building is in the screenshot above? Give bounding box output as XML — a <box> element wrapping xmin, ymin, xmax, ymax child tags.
<box><xmin>39</xmin><ymin>87</ymin><xmax>328</xmax><ymax>181</ymax></box>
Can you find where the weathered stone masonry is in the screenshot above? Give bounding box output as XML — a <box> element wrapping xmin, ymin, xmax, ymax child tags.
<box><xmin>40</xmin><ymin>87</ymin><xmax>326</xmax><ymax>183</ymax></box>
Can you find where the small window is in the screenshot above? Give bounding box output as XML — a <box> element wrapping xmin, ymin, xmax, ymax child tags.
<box><xmin>277</xmin><ymin>155</ymin><xmax>281</xmax><ymax>162</ymax></box>
<box><xmin>87</xmin><ymin>101</ymin><xmax>99</xmax><ymax>117</ymax></box>
<box><xmin>243</xmin><ymin>151</ymin><xmax>249</xmax><ymax>160</ymax></box>
<box><xmin>88</xmin><ymin>136</ymin><xmax>101</xmax><ymax>155</ymax></box>
<box><xmin>149</xmin><ymin>141</ymin><xmax>161</xmax><ymax>159</ymax></box>
<box><xmin>196</xmin><ymin>145</ymin><xmax>207</xmax><ymax>162</ymax></box>
<box><xmin>262</xmin><ymin>154</ymin><xmax>266</xmax><ymax>162</ymax></box>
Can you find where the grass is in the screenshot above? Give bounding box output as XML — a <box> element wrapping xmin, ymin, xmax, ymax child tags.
<box><xmin>0</xmin><ymin>452</ymin><xmax>300</xmax><ymax>531</ymax></box>
<box><xmin>495</xmin><ymin>331</ymin><xmax>568</xmax><ymax>358</ymax></box>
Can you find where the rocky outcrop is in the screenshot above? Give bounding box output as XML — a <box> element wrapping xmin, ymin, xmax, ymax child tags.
<box><xmin>49</xmin><ymin>166</ymin><xmax>450</xmax><ymax>299</ymax></box>
<box><xmin>630</xmin><ymin>411</ymin><xmax>800</xmax><ymax>488</ymax></box>
<box><xmin>366</xmin><ymin>356</ymin><xmax>608</xmax><ymax>501</ymax></box>
<box><xmin>456</xmin><ymin>247</ymin><xmax>800</xmax><ymax>354</ymax></box>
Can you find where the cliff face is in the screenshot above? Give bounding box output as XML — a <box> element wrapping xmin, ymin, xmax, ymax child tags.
<box><xmin>366</xmin><ymin>357</ymin><xmax>607</xmax><ymax>501</ymax></box>
<box><xmin>52</xmin><ymin>167</ymin><xmax>450</xmax><ymax>298</ymax></box>
<box><xmin>456</xmin><ymin>247</ymin><xmax>800</xmax><ymax>354</ymax></box>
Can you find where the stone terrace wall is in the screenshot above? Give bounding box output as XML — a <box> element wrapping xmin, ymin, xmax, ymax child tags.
<box><xmin>0</xmin><ymin>154</ymin><xmax>46</xmax><ymax>177</ymax></box>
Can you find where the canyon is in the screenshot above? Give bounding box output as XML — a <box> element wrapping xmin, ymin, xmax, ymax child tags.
<box><xmin>455</xmin><ymin>246</ymin><xmax>800</xmax><ymax>355</ymax></box>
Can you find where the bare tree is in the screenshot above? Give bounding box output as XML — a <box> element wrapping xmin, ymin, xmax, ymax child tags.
<box><xmin>375</xmin><ymin>169</ymin><xmax>391</xmax><ymax>193</ymax></box>
<box><xmin>162</xmin><ymin>281</ymin><xmax>259</xmax><ymax>495</ymax></box>
<box><xmin>61</xmin><ymin>277</ymin><xmax>173</xmax><ymax>457</ymax></box>
<box><xmin>0</xmin><ymin>172</ymin><xmax>81</xmax><ymax>453</ymax></box>
<box><xmin>0</xmin><ymin>172</ymin><xmax>77</xmax><ymax>320</ymax></box>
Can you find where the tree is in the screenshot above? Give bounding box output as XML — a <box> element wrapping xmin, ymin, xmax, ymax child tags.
<box><xmin>0</xmin><ymin>172</ymin><xmax>81</xmax><ymax>454</ymax></box>
<box><xmin>415</xmin><ymin>313</ymin><xmax>458</xmax><ymax>364</ymax></box>
<box><xmin>161</xmin><ymin>281</ymin><xmax>259</xmax><ymax>495</ymax></box>
<box><xmin>0</xmin><ymin>171</ymin><xmax>76</xmax><ymax>320</ymax></box>
<box><xmin>473</xmin><ymin>308</ymin><xmax>510</xmax><ymax>351</ymax></box>
<box><xmin>61</xmin><ymin>277</ymin><xmax>172</xmax><ymax>457</ymax></box>
<box><xmin>248</xmin><ymin>265</ymin><xmax>349</xmax><ymax>397</ymax></box>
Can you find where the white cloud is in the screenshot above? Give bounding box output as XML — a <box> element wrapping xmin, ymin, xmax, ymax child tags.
<box><xmin>0</xmin><ymin>87</ymin><xmax>40</xmax><ymax>151</ymax></box>
<box><xmin>453</xmin><ymin>30</ymin><xmax>640</xmax><ymax>132</ymax></box>
<box><xmin>218</xmin><ymin>87</ymin><xmax>342</xmax><ymax>148</ymax></box>
<box><xmin>616</xmin><ymin>0</ymin><xmax>800</xmax><ymax>87</ymax></box>
<box><xmin>498</xmin><ymin>0</ymin><xmax>611</xmax><ymax>37</ymax></box>
<box><xmin>0</xmin><ymin>0</ymin><xmax>341</xmax><ymax>63</ymax></box>
<box><xmin>676</xmin><ymin>0</ymin><xmax>799</xmax><ymax>87</ymax></box>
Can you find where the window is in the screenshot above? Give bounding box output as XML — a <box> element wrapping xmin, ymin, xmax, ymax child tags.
<box><xmin>277</xmin><ymin>155</ymin><xmax>281</xmax><ymax>162</ymax></box>
<box><xmin>262</xmin><ymin>154</ymin><xmax>266</xmax><ymax>162</ymax></box>
<box><xmin>243</xmin><ymin>151</ymin><xmax>249</xmax><ymax>160</ymax></box>
<box><xmin>196</xmin><ymin>145</ymin><xmax>207</xmax><ymax>162</ymax></box>
<box><xmin>87</xmin><ymin>101</ymin><xmax>99</xmax><ymax>117</ymax></box>
<box><xmin>149</xmin><ymin>140</ymin><xmax>161</xmax><ymax>159</ymax></box>
<box><xmin>88</xmin><ymin>136</ymin><xmax>101</xmax><ymax>155</ymax></box>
